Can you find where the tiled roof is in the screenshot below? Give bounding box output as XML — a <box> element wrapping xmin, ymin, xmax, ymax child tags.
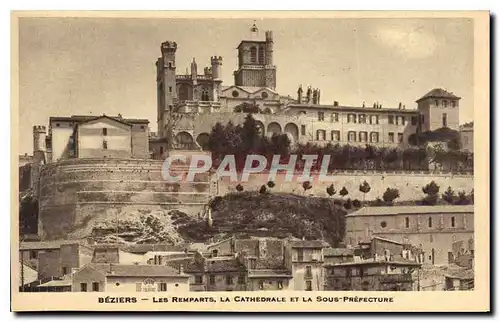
<box><xmin>20</xmin><ymin>240</ymin><xmax>87</xmax><ymax>251</ymax></box>
<box><xmin>90</xmin><ymin>263</ymin><xmax>187</xmax><ymax>277</ymax></box>
<box><xmin>37</xmin><ymin>279</ymin><xmax>73</xmax><ymax>287</ymax></box>
<box><xmin>205</xmin><ymin>258</ymin><xmax>246</xmax><ymax>273</ymax></box>
<box><xmin>346</xmin><ymin>205</ymin><xmax>474</xmax><ymax>217</ymax></box>
<box><xmin>371</xmin><ymin>236</ymin><xmax>403</xmax><ymax>246</ymax></box>
<box><xmin>286</xmin><ymin>104</ymin><xmax>418</xmax><ymax>114</ymax></box>
<box><xmin>289</xmin><ymin>240</ymin><xmax>330</xmax><ymax>248</ymax></box>
<box><xmin>325</xmin><ymin>258</ymin><xmax>421</xmax><ymax>268</ymax></box>
<box><xmin>323</xmin><ymin>248</ymin><xmax>355</xmax><ymax>257</ymax></box>
<box><xmin>444</xmin><ymin>268</ymin><xmax>474</xmax><ymax>280</ymax></box>
<box><xmin>248</xmin><ymin>270</ymin><xmax>292</xmax><ymax>278</ymax></box>
<box><xmin>49</xmin><ymin>115</ymin><xmax>149</xmax><ymax>125</ymax></box>
<box><xmin>416</xmin><ymin>88</ymin><xmax>461</xmax><ymax>102</ymax></box>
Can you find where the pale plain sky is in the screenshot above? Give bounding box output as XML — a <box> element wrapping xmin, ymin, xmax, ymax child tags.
<box><xmin>18</xmin><ymin>17</ymin><xmax>474</xmax><ymax>154</ymax></box>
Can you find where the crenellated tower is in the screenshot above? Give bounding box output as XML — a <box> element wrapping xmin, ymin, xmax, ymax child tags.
<box><xmin>233</xmin><ymin>24</ymin><xmax>277</xmax><ymax>89</ymax></box>
<box><xmin>156</xmin><ymin>41</ymin><xmax>177</xmax><ymax>137</ymax></box>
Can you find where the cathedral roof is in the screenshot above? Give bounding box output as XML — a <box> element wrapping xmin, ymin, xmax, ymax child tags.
<box><xmin>416</xmin><ymin>88</ymin><xmax>461</xmax><ymax>103</ymax></box>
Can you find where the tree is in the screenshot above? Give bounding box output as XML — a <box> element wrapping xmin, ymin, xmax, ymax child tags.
<box><xmin>267</xmin><ymin>181</ymin><xmax>276</xmax><ymax>189</ymax></box>
<box><xmin>259</xmin><ymin>185</ymin><xmax>267</xmax><ymax>194</ymax></box>
<box><xmin>236</xmin><ymin>184</ymin><xmax>244</xmax><ymax>192</ymax></box>
<box><xmin>339</xmin><ymin>187</ymin><xmax>349</xmax><ymax>198</ymax></box>
<box><xmin>455</xmin><ymin>191</ymin><xmax>470</xmax><ymax>205</ymax></box>
<box><xmin>422</xmin><ymin>181</ymin><xmax>440</xmax><ymax>205</ymax></box>
<box><xmin>352</xmin><ymin>199</ymin><xmax>362</xmax><ymax>208</ymax></box>
<box><xmin>344</xmin><ymin>198</ymin><xmax>353</xmax><ymax>210</ymax></box>
<box><xmin>359</xmin><ymin>180</ymin><xmax>371</xmax><ymax>201</ymax></box>
<box><xmin>442</xmin><ymin>186</ymin><xmax>456</xmax><ymax>204</ymax></box>
<box><xmin>382</xmin><ymin>188</ymin><xmax>400</xmax><ymax>205</ymax></box>
<box><xmin>326</xmin><ymin>184</ymin><xmax>337</xmax><ymax>197</ymax></box>
<box><xmin>302</xmin><ymin>181</ymin><xmax>312</xmax><ymax>194</ymax></box>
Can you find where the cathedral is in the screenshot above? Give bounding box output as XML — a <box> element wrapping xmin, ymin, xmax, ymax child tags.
<box><xmin>149</xmin><ymin>23</ymin><xmax>465</xmax><ymax>160</ymax></box>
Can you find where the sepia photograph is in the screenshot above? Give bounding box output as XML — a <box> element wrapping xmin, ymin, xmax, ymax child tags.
<box><xmin>10</xmin><ymin>10</ymin><xmax>490</xmax><ymax>312</ymax></box>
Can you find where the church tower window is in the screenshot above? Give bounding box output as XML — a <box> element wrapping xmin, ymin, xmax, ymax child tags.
<box><xmin>258</xmin><ymin>46</ymin><xmax>265</xmax><ymax>64</ymax></box>
<box><xmin>250</xmin><ymin>46</ymin><xmax>257</xmax><ymax>63</ymax></box>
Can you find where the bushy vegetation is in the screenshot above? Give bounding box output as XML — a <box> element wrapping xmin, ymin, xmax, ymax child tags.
<box><xmin>186</xmin><ymin>192</ymin><xmax>348</xmax><ymax>246</ymax></box>
<box><xmin>207</xmin><ymin>114</ymin><xmax>473</xmax><ymax>172</ymax></box>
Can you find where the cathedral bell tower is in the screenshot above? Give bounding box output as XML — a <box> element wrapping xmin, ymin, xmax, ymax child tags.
<box><xmin>233</xmin><ymin>23</ymin><xmax>277</xmax><ymax>89</ymax></box>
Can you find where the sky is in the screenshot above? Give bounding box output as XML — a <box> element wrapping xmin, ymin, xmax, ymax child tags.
<box><xmin>18</xmin><ymin>17</ymin><xmax>474</xmax><ymax>155</ymax></box>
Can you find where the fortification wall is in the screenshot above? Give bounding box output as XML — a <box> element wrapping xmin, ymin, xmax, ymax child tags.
<box><xmin>38</xmin><ymin>158</ymin><xmax>215</xmax><ymax>240</ymax></box>
<box><xmin>216</xmin><ymin>170</ymin><xmax>474</xmax><ymax>201</ymax></box>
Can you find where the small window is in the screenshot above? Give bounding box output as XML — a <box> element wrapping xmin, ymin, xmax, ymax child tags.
<box><xmin>92</xmin><ymin>282</ymin><xmax>99</xmax><ymax>292</ymax></box>
<box><xmin>359</xmin><ymin>131</ymin><xmax>367</xmax><ymax>142</ymax></box>
<box><xmin>388</xmin><ymin>115</ymin><xmax>394</xmax><ymax>124</ymax></box>
<box><xmin>168</xmin><ymin>62</ymin><xmax>173</xmax><ymax>68</ymax></box>
<box><xmin>62</xmin><ymin>267</ymin><xmax>68</xmax><ymax>275</ymax></box>
<box><xmin>380</xmin><ymin>221</ymin><xmax>387</xmax><ymax>228</ymax></box>
<box><xmin>140</xmin><ymin>125</ymin><xmax>145</xmax><ymax>130</ymax></box>
<box><xmin>331</xmin><ymin>130</ymin><xmax>340</xmax><ymax>141</ymax></box>
<box><xmin>318</xmin><ymin>112</ymin><xmax>324</xmax><ymax>121</ymax></box>
<box><xmin>348</xmin><ymin>131</ymin><xmax>356</xmax><ymax>142</ymax></box>
<box><xmin>358</xmin><ymin>114</ymin><xmax>366</xmax><ymax>124</ymax></box>
<box><xmin>103</xmin><ymin>140</ymin><xmax>108</xmax><ymax>150</ymax></box>
<box><xmin>401</xmin><ymin>116</ymin><xmax>406</xmax><ymax>125</ymax></box>
<box><xmin>347</xmin><ymin>114</ymin><xmax>356</xmax><ymax>123</ymax></box>
<box><xmin>411</xmin><ymin>116</ymin><xmax>418</xmax><ymax>125</ymax></box>
<box><xmin>102</xmin><ymin>128</ymin><xmax>107</xmax><ymax>136</ymax></box>
<box><xmin>370</xmin><ymin>132</ymin><xmax>379</xmax><ymax>143</ymax></box>
<box><xmin>435</xmin><ymin>100</ymin><xmax>439</xmax><ymax>106</ymax></box>
<box><xmin>305</xmin><ymin>266</ymin><xmax>312</xmax><ymax>277</ymax></box>
<box><xmin>442</xmin><ymin>113</ymin><xmax>448</xmax><ymax>127</ymax></box>
<box><xmin>331</xmin><ymin>113</ymin><xmax>339</xmax><ymax>122</ymax></box>
<box><xmin>226</xmin><ymin>275</ymin><xmax>233</xmax><ymax>285</ymax></box>
<box><xmin>238</xmin><ymin>274</ymin><xmax>245</xmax><ymax>285</ymax></box>
<box><xmin>452</xmin><ymin>101</ymin><xmax>457</xmax><ymax>107</ymax></box>
<box><xmin>259</xmin><ymin>281</ymin><xmax>264</xmax><ymax>290</ymax></box>
<box><xmin>306</xmin><ymin>280</ymin><xmax>312</xmax><ymax>291</ymax></box>
<box><xmin>428</xmin><ymin>217</ymin><xmax>433</xmax><ymax>228</ymax></box>
<box><xmin>444</xmin><ymin>100</ymin><xmax>448</xmax><ymax>108</ymax></box>
<box><xmin>195</xmin><ymin>275</ymin><xmax>203</xmax><ymax>284</ymax></box>
<box><xmin>232</xmin><ymin>90</ymin><xmax>239</xmax><ymax>98</ymax></box>
<box><xmin>80</xmin><ymin>283</ymin><xmax>87</xmax><ymax>292</ymax></box>
<box><xmin>388</xmin><ymin>132</ymin><xmax>394</xmax><ymax>143</ymax></box>
<box><xmin>277</xmin><ymin>280</ymin><xmax>283</xmax><ymax>289</ymax></box>
<box><xmin>159</xmin><ymin>283</ymin><xmax>167</xmax><ymax>291</ymax></box>
<box><xmin>301</xmin><ymin>125</ymin><xmax>306</xmax><ymax>135</ymax></box>
<box><xmin>261</xmin><ymin>91</ymin><xmax>268</xmax><ymax>99</ymax></box>
<box><xmin>451</xmin><ymin>216</ymin><xmax>456</xmax><ymax>228</ymax></box>
<box><xmin>209</xmin><ymin>275</ymin><xmax>215</xmax><ymax>285</ymax></box>
<box><xmin>421</xmin><ymin>115</ymin><xmax>425</xmax><ymax>124</ymax></box>
<box><xmin>398</xmin><ymin>133</ymin><xmax>404</xmax><ymax>143</ymax></box>
<box><xmin>316</xmin><ymin>129</ymin><xmax>326</xmax><ymax>141</ymax></box>
<box><xmin>169</xmin><ymin>86</ymin><xmax>172</xmax><ymax>93</ymax></box>
<box><xmin>56</xmin><ymin>123</ymin><xmax>60</xmax><ymax>127</ymax></box>
<box><xmin>30</xmin><ymin>251</ymin><xmax>37</xmax><ymax>259</ymax></box>
<box><xmin>405</xmin><ymin>217</ymin><xmax>410</xmax><ymax>228</ymax></box>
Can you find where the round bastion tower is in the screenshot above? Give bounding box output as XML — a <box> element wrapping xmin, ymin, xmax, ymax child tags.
<box><xmin>32</xmin><ymin>125</ymin><xmax>46</xmax><ymax>153</ymax></box>
<box><xmin>211</xmin><ymin>56</ymin><xmax>223</xmax><ymax>101</ymax></box>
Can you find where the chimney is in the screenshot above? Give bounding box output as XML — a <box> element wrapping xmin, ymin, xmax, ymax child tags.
<box><xmin>333</xmin><ymin>101</ymin><xmax>339</xmax><ymax>107</ymax></box>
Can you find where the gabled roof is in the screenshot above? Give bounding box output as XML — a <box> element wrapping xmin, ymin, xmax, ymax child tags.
<box><xmin>49</xmin><ymin>115</ymin><xmax>149</xmax><ymax>125</ymax></box>
<box><xmin>416</xmin><ymin>88</ymin><xmax>461</xmax><ymax>103</ymax></box>
<box><xmin>79</xmin><ymin>115</ymin><xmax>133</xmax><ymax>127</ymax></box>
<box><xmin>205</xmin><ymin>258</ymin><xmax>246</xmax><ymax>273</ymax></box>
<box><xmin>346</xmin><ymin>205</ymin><xmax>474</xmax><ymax>217</ymax></box>
<box><xmin>89</xmin><ymin>263</ymin><xmax>187</xmax><ymax>277</ymax></box>
<box><xmin>323</xmin><ymin>248</ymin><xmax>355</xmax><ymax>257</ymax></box>
<box><xmin>221</xmin><ymin>85</ymin><xmax>278</xmax><ymax>95</ymax></box>
<box><xmin>20</xmin><ymin>239</ymin><xmax>88</xmax><ymax>251</ymax></box>
<box><xmin>288</xmin><ymin>240</ymin><xmax>330</xmax><ymax>248</ymax></box>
